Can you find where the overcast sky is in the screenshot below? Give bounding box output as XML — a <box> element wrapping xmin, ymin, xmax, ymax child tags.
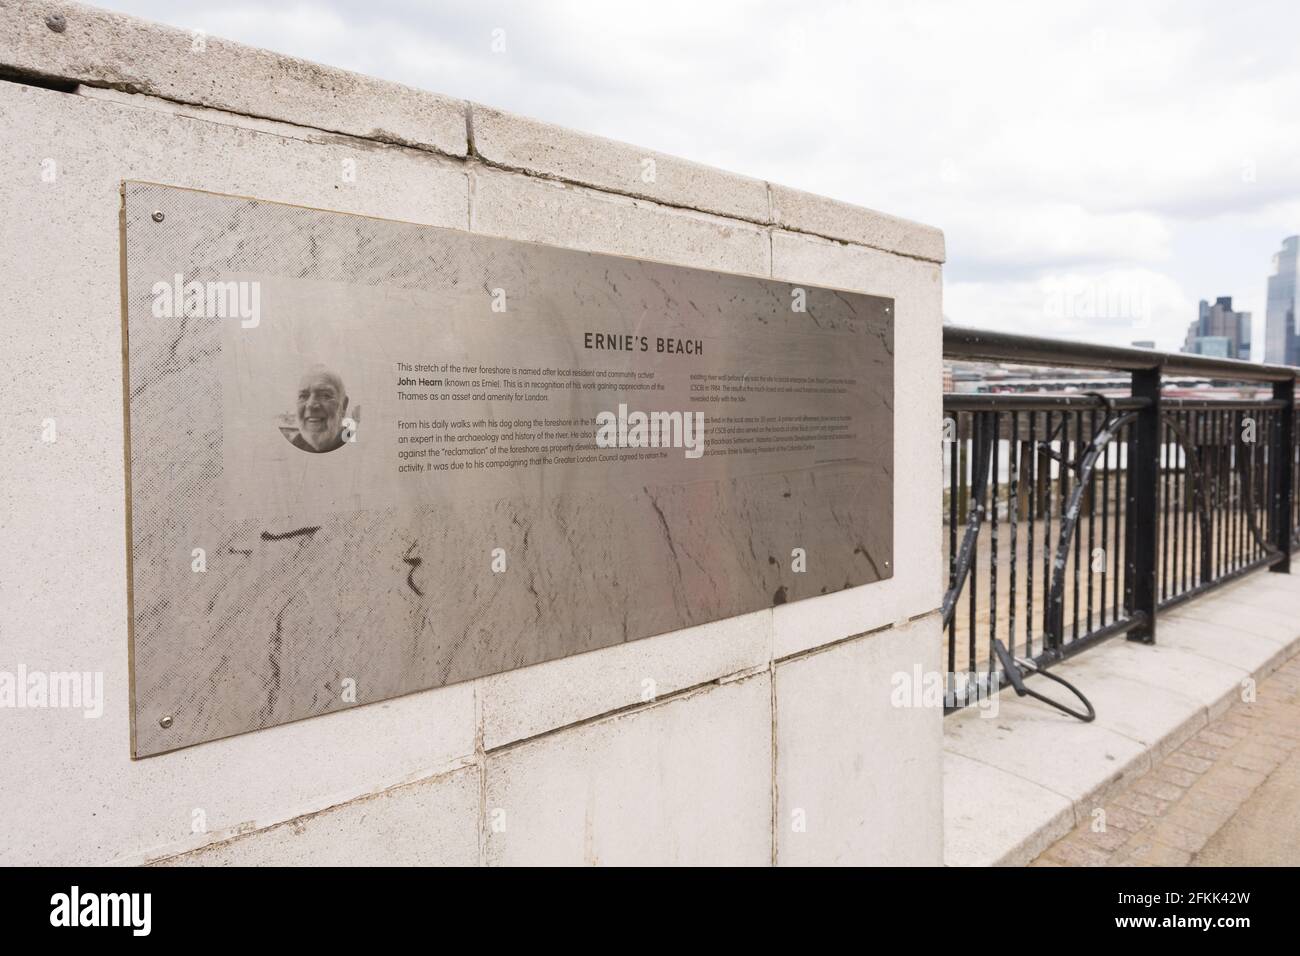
<box><xmin>98</xmin><ymin>0</ymin><xmax>1300</xmax><ymax>356</ymax></box>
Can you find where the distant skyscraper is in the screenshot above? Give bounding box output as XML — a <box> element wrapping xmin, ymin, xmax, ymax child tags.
<box><xmin>1265</xmin><ymin>236</ymin><xmax>1299</xmax><ymax>366</ymax></box>
<box><xmin>1183</xmin><ymin>296</ymin><xmax>1250</xmax><ymax>360</ymax></box>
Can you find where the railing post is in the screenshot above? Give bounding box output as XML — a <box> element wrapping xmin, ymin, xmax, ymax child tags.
<box><xmin>1198</xmin><ymin>415</ymin><xmax>1213</xmax><ymax>586</ymax></box>
<box><xmin>1271</xmin><ymin>376</ymin><xmax>1295</xmax><ymax>574</ymax></box>
<box><xmin>1126</xmin><ymin>368</ymin><xmax>1161</xmax><ymax>643</ymax></box>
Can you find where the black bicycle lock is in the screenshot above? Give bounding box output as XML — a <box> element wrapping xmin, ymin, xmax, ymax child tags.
<box><xmin>991</xmin><ymin>639</ymin><xmax>1096</xmax><ymax>722</ymax></box>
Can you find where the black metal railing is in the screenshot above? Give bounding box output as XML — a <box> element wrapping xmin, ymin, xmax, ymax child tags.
<box><xmin>942</xmin><ymin>327</ymin><xmax>1297</xmax><ymax>713</ymax></box>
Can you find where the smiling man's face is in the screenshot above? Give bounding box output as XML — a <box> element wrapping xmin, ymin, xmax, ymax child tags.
<box><xmin>295</xmin><ymin>369</ymin><xmax>348</xmax><ymax>452</ymax></box>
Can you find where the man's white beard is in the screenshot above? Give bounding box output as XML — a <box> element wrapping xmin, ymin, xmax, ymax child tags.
<box><xmin>301</xmin><ymin>418</ymin><xmax>339</xmax><ymax>450</ymax></box>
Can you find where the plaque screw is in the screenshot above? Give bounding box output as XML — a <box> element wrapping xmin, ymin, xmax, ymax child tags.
<box><xmin>158</xmin><ymin>714</ymin><xmax>174</xmax><ymax>729</ymax></box>
<box><xmin>151</xmin><ymin>210</ymin><xmax>165</xmax><ymax>223</ymax></box>
<box><xmin>45</xmin><ymin>14</ymin><xmax>67</xmax><ymax>33</ymax></box>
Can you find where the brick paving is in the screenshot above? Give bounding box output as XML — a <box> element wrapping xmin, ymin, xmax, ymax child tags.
<box><xmin>1032</xmin><ymin>650</ymin><xmax>1300</xmax><ymax>866</ymax></box>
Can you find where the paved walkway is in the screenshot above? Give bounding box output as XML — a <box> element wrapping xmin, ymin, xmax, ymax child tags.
<box><xmin>1032</xmin><ymin>649</ymin><xmax>1300</xmax><ymax>866</ymax></box>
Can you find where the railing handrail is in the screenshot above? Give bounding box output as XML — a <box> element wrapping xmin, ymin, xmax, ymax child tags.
<box><xmin>944</xmin><ymin>324</ymin><xmax>1298</xmax><ymax>383</ymax></box>
<box><xmin>944</xmin><ymin>394</ymin><xmax>1151</xmax><ymax>412</ymax></box>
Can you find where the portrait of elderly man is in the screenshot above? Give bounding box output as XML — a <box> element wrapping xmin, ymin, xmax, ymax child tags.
<box><xmin>287</xmin><ymin>365</ymin><xmax>351</xmax><ymax>454</ymax></box>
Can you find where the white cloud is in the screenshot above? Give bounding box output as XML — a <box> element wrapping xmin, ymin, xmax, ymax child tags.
<box><xmin>946</xmin><ymin>268</ymin><xmax>1195</xmax><ymax>351</ymax></box>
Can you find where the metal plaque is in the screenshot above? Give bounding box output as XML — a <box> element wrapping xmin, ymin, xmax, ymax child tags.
<box><xmin>121</xmin><ymin>181</ymin><xmax>894</xmax><ymax>756</ymax></box>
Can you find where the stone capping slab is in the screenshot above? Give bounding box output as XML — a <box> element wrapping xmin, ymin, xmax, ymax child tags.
<box><xmin>770</xmin><ymin>183</ymin><xmax>946</xmax><ymax>263</ymax></box>
<box><xmin>943</xmin><ymin>568</ymin><xmax>1300</xmax><ymax>866</ymax></box>
<box><xmin>1</xmin><ymin>1</ymin><xmax>945</xmax><ymax>264</ymax></box>
<box><xmin>0</xmin><ymin>0</ymin><xmax>469</xmax><ymax>155</ymax></box>
<box><xmin>470</xmin><ymin>102</ymin><xmax>771</xmax><ymax>224</ymax></box>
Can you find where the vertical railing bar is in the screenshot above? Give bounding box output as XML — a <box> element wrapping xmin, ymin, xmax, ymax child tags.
<box><xmin>1180</xmin><ymin>409</ymin><xmax>1189</xmax><ymax>597</ymax></box>
<box><xmin>1262</xmin><ymin>409</ymin><xmax>1271</xmax><ymax>559</ymax></box>
<box><xmin>1225</xmin><ymin>409</ymin><xmax>1232</xmax><ymax>573</ymax></box>
<box><xmin>1087</xmin><ymin>408</ymin><xmax>1096</xmax><ymax>633</ymax></box>
<box><xmin>989</xmin><ymin>411</ymin><xmax>1000</xmax><ymax>669</ymax></box>
<box><xmin>1009</xmin><ymin>410</ymin><xmax>1019</xmax><ymax>659</ymax></box>
<box><xmin>1266</xmin><ymin>408</ymin><xmax>1275</xmax><ymax>559</ymax></box>
<box><xmin>1220</xmin><ymin>410</ymin><xmax>1228</xmax><ymax>578</ymax></box>
<box><xmin>1293</xmin><ymin>397</ymin><xmax>1299</xmax><ymax>552</ymax></box>
<box><xmin>1250</xmin><ymin>409</ymin><xmax>1257</xmax><ymax>561</ymax></box>
<box><xmin>1272</xmin><ymin>377</ymin><xmax>1295</xmax><ymax>574</ymax></box>
<box><xmin>1072</xmin><ymin>410</ymin><xmax>1082</xmax><ymax>644</ymax></box>
<box><xmin>1201</xmin><ymin>408</ymin><xmax>1211</xmax><ymax>580</ymax></box>
<box><xmin>1256</xmin><ymin>408</ymin><xmax>1263</xmax><ymax>558</ymax></box>
<box><xmin>1205</xmin><ymin>408</ymin><xmax>1212</xmax><ymax>581</ymax></box>
<box><xmin>1250</xmin><ymin>411</ymin><xmax>1258</xmax><ymax>563</ymax></box>
<box><xmin>1262</xmin><ymin>410</ymin><xmax>1271</xmax><ymax>560</ymax></box>
<box><xmin>1115</xmin><ymin>421</ymin><xmax>1125</xmax><ymax>621</ymax></box>
<box><xmin>1225</xmin><ymin>409</ymin><xmax>1232</xmax><ymax>575</ymax></box>
<box><xmin>947</xmin><ymin>410</ymin><xmax>958</xmax><ymax>680</ymax></box>
<box><xmin>1242</xmin><ymin>410</ymin><xmax>1248</xmax><ymax>565</ymax></box>
<box><xmin>1217</xmin><ymin>409</ymin><xmax>1224</xmax><ymax>579</ymax></box>
<box><xmin>1164</xmin><ymin>416</ymin><xmax>1175</xmax><ymax>600</ymax></box>
<box><xmin>1225</xmin><ymin>409</ymin><xmax>1233</xmax><ymax>574</ymax></box>
<box><xmin>1101</xmin><ymin>416</ymin><xmax>1110</xmax><ymax>625</ymax></box>
<box><xmin>1128</xmin><ymin>368</ymin><xmax>1160</xmax><ymax>644</ymax></box>
<box><xmin>1203</xmin><ymin>408</ymin><xmax>1212</xmax><ymax>586</ymax></box>
<box><xmin>1042</xmin><ymin>410</ymin><xmax>1053</xmax><ymax>642</ymax></box>
<box><xmin>1191</xmin><ymin>410</ymin><xmax>1197</xmax><ymax>586</ymax></box>
<box><xmin>1059</xmin><ymin>413</ymin><xmax>1071</xmax><ymax>646</ymax></box>
<box><xmin>1233</xmin><ymin>409</ymin><xmax>1240</xmax><ymax>572</ymax></box>
<box><xmin>1173</xmin><ymin>410</ymin><xmax>1182</xmax><ymax>597</ymax></box>
<box><xmin>968</xmin><ymin>414</ymin><xmax>979</xmax><ymax>684</ymax></box>
<box><xmin>1245</xmin><ymin>408</ymin><xmax>1252</xmax><ymax>568</ymax></box>
<box><xmin>1255</xmin><ymin>411</ymin><xmax>1263</xmax><ymax>561</ymax></box>
<box><xmin>1026</xmin><ymin>413</ymin><xmax>1036</xmax><ymax>658</ymax></box>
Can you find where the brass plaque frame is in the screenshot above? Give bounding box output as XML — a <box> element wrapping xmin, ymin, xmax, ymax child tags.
<box><xmin>121</xmin><ymin>182</ymin><xmax>893</xmax><ymax>756</ymax></box>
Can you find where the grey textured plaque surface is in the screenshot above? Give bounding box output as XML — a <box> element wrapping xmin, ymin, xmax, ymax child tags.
<box><xmin>121</xmin><ymin>181</ymin><xmax>893</xmax><ymax>756</ymax></box>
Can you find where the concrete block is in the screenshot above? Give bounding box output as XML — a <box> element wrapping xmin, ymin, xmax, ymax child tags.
<box><xmin>1223</xmin><ymin>568</ymin><xmax>1300</xmax><ymax>600</ymax></box>
<box><xmin>1057</xmin><ymin>636</ymin><xmax>1244</xmax><ymax>722</ymax></box>
<box><xmin>0</xmin><ymin>0</ymin><xmax>468</xmax><ymax>155</ymax></box>
<box><xmin>478</xmin><ymin>608</ymin><xmax>771</xmax><ymax>750</ymax></box>
<box><xmin>771</xmin><ymin>231</ymin><xmax>943</xmax><ymax>655</ymax></box>
<box><xmin>483</xmin><ymin>675</ymin><xmax>771</xmax><ymax>866</ymax></box>
<box><xmin>1207</xmin><ymin>590</ymin><xmax>1300</xmax><ymax>632</ymax></box>
<box><xmin>471</xmin><ymin>103</ymin><xmax>769</xmax><ymax>222</ymax></box>
<box><xmin>470</xmin><ymin>166</ymin><xmax>770</xmax><ymax>277</ymax></box>
<box><xmin>1166</xmin><ymin>598</ymin><xmax>1300</xmax><ymax>647</ymax></box>
<box><xmin>1240</xmin><ymin>568</ymin><xmax>1300</xmax><ymax>598</ymax></box>
<box><xmin>1159</xmin><ymin>617</ymin><xmax>1297</xmax><ymax>681</ymax></box>
<box><xmin>770</xmin><ymin>183</ymin><xmax>945</xmax><ymax>263</ymax></box>
<box><xmin>1038</xmin><ymin>653</ymin><xmax>1211</xmax><ymax>760</ymax></box>
<box><xmin>775</xmin><ymin>616</ymin><xmax>942</xmax><ymax>865</ymax></box>
<box><xmin>157</xmin><ymin>766</ymin><xmax>479</xmax><ymax>866</ymax></box>
<box><xmin>945</xmin><ymin>694</ymin><xmax>1149</xmax><ymax>817</ymax></box>
<box><xmin>944</xmin><ymin>752</ymin><xmax>1075</xmax><ymax>866</ymax></box>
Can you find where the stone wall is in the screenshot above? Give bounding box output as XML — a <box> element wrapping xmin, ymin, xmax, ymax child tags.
<box><xmin>0</xmin><ymin>0</ymin><xmax>945</xmax><ymax>865</ymax></box>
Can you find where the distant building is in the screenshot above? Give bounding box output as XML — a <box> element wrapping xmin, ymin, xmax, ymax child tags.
<box><xmin>1131</xmin><ymin>340</ymin><xmax>1155</xmax><ymax>349</ymax></box>
<box><xmin>1183</xmin><ymin>296</ymin><xmax>1250</xmax><ymax>360</ymax></box>
<box><xmin>1264</xmin><ymin>236</ymin><xmax>1299</xmax><ymax>366</ymax></box>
